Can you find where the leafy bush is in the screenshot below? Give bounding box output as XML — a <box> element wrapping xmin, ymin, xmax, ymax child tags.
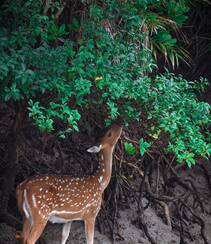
<box><xmin>0</xmin><ymin>0</ymin><xmax>210</xmax><ymax>166</ymax></box>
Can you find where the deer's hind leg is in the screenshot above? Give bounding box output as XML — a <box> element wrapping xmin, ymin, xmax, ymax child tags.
<box><xmin>24</xmin><ymin>217</ymin><xmax>48</xmax><ymax>244</ymax></box>
<box><xmin>21</xmin><ymin>218</ymin><xmax>31</xmax><ymax>244</ymax></box>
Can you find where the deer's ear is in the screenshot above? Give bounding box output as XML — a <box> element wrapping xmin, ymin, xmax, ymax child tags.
<box><xmin>87</xmin><ymin>144</ymin><xmax>102</xmax><ymax>153</ymax></box>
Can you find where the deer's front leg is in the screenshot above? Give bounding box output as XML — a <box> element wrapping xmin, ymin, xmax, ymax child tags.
<box><xmin>84</xmin><ymin>217</ymin><xmax>96</xmax><ymax>244</ymax></box>
<box><xmin>61</xmin><ymin>222</ymin><xmax>71</xmax><ymax>244</ymax></box>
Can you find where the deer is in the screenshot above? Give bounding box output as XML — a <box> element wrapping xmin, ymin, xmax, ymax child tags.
<box><xmin>16</xmin><ymin>123</ymin><xmax>122</xmax><ymax>244</ymax></box>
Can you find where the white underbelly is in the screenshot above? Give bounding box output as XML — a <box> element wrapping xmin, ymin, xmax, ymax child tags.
<box><xmin>49</xmin><ymin>216</ymin><xmax>82</xmax><ymax>224</ymax></box>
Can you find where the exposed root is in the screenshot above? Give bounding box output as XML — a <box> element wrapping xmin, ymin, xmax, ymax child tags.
<box><xmin>180</xmin><ymin>200</ymin><xmax>209</xmax><ymax>244</ymax></box>
<box><xmin>157</xmin><ymin>200</ymin><xmax>172</xmax><ymax>229</ymax></box>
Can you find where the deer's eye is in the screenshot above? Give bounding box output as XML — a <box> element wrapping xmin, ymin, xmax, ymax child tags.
<box><xmin>107</xmin><ymin>132</ymin><xmax>112</xmax><ymax>137</ymax></box>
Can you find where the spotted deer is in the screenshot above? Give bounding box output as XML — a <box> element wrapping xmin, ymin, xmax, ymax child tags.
<box><xmin>16</xmin><ymin>124</ymin><xmax>122</xmax><ymax>244</ymax></box>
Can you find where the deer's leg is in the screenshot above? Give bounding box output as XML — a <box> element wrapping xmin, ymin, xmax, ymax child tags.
<box><xmin>25</xmin><ymin>218</ymin><xmax>47</xmax><ymax>244</ymax></box>
<box><xmin>61</xmin><ymin>222</ymin><xmax>71</xmax><ymax>244</ymax></box>
<box><xmin>21</xmin><ymin>217</ymin><xmax>31</xmax><ymax>244</ymax></box>
<box><xmin>84</xmin><ymin>218</ymin><xmax>96</xmax><ymax>244</ymax></box>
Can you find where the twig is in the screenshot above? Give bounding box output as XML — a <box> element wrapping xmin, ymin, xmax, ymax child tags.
<box><xmin>124</xmin><ymin>162</ymin><xmax>144</xmax><ymax>177</ymax></box>
<box><xmin>56</xmin><ymin>141</ymin><xmax>65</xmax><ymax>172</ymax></box>
<box><xmin>137</xmin><ymin>163</ymin><xmax>156</xmax><ymax>244</ymax></box>
<box><xmin>43</xmin><ymin>0</ymin><xmax>51</xmax><ymax>15</ymax></box>
<box><xmin>157</xmin><ymin>200</ymin><xmax>172</xmax><ymax>229</ymax></box>
<box><xmin>156</xmin><ymin>157</ymin><xmax>160</xmax><ymax>197</ymax></box>
<box><xmin>55</xmin><ymin>2</ymin><xmax>66</xmax><ymax>19</ymax></box>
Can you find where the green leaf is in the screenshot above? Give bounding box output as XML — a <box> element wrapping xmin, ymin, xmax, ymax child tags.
<box><xmin>139</xmin><ymin>138</ymin><xmax>151</xmax><ymax>156</ymax></box>
<box><xmin>124</xmin><ymin>142</ymin><xmax>136</xmax><ymax>155</ymax></box>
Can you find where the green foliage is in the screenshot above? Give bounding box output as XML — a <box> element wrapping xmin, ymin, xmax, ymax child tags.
<box><xmin>0</xmin><ymin>0</ymin><xmax>210</xmax><ymax>166</ymax></box>
<box><xmin>47</xmin><ymin>24</ymin><xmax>68</xmax><ymax>41</ymax></box>
<box><xmin>143</xmin><ymin>2</ymin><xmax>190</xmax><ymax>66</ymax></box>
<box><xmin>148</xmin><ymin>73</ymin><xmax>211</xmax><ymax>167</ymax></box>
<box><xmin>124</xmin><ymin>142</ymin><xmax>136</xmax><ymax>155</ymax></box>
<box><xmin>139</xmin><ymin>138</ymin><xmax>151</xmax><ymax>156</ymax></box>
<box><xmin>124</xmin><ymin>139</ymin><xmax>151</xmax><ymax>156</ymax></box>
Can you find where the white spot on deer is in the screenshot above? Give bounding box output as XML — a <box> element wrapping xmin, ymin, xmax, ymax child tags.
<box><xmin>32</xmin><ymin>194</ymin><xmax>37</xmax><ymax>208</ymax></box>
<box><xmin>98</xmin><ymin>176</ymin><xmax>103</xmax><ymax>183</ymax></box>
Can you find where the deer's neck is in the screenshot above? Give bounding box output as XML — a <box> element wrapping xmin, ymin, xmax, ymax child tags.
<box><xmin>96</xmin><ymin>147</ymin><xmax>114</xmax><ymax>191</ymax></box>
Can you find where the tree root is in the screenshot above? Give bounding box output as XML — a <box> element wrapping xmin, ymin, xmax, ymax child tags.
<box><xmin>180</xmin><ymin>200</ymin><xmax>209</xmax><ymax>244</ymax></box>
